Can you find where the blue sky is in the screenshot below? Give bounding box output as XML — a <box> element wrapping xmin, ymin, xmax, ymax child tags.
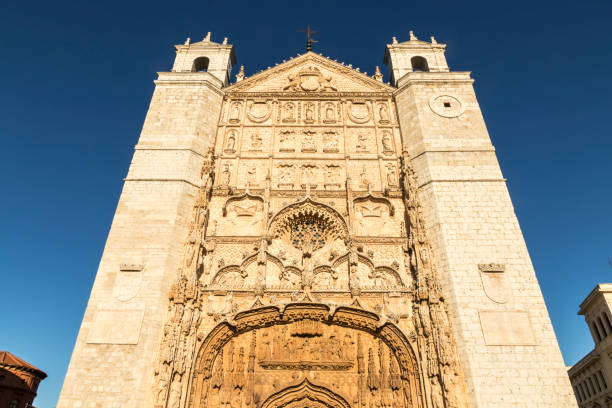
<box><xmin>1</xmin><ymin>0</ymin><xmax>610</xmax><ymax>406</ymax></box>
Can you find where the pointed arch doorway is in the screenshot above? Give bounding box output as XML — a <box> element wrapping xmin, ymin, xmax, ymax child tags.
<box><xmin>260</xmin><ymin>379</ymin><xmax>351</xmax><ymax>408</ymax></box>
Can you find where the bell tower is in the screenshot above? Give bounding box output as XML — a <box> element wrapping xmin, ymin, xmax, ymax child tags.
<box><xmin>172</xmin><ymin>32</ymin><xmax>236</xmax><ymax>86</ymax></box>
<box><xmin>57</xmin><ymin>33</ymin><xmax>232</xmax><ymax>407</ymax></box>
<box><xmin>387</xmin><ymin>31</ymin><xmax>576</xmax><ymax>406</ymax></box>
<box><xmin>383</xmin><ymin>31</ymin><xmax>449</xmax><ymax>86</ymax></box>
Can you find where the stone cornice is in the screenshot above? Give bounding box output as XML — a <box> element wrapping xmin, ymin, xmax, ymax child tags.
<box><xmin>225</xmin><ymin>91</ymin><xmax>393</xmax><ymax>98</ymax></box>
<box><xmin>568</xmin><ymin>349</ymin><xmax>600</xmax><ymax>377</ymax></box>
<box><xmin>155</xmin><ymin>72</ymin><xmax>225</xmax><ymax>96</ymax></box>
<box><xmin>394</xmin><ymin>71</ymin><xmax>473</xmax><ymax>93</ymax></box>
<box><xmin>579</xmin><ymin>283</ymin><xmax>612</xmax><ymax>315</ymax></box>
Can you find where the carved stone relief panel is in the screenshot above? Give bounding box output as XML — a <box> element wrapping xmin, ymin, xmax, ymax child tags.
<box><xmin>242</xmin><ymin>128</ymin><xmax>271</xmax><ymax>154</ymax></box>
<box><xmin>301</xmin><ymin>130</ymin><xmax>317</xmax><ymax>153</ymax></box>
<box><xmin>322</xmin><ymin>130</ymin><xmax>340</xmax><ymax>153</ymax></box>
<box><xmin>354</xmin><ymin>200</ymin><xmax>399</xmax><ymax>237</ymax></box>
<box><xmin>192</xmin><ymin>321</ymin><xmax>412</xmax><ymax>408</ymax></box>
<box><xmin>278</xmin><ymin>130</ymin><xmax>296</xmax><ymax>152</ymax></box>
<box><xmin>216</xmin><ymin>196</ymin><xmax>264</xmax><ymax>237</ymax></box>
<box><xmin>323</xmin><ymin>164</ymin><xmax>342</xmax><ymax>190</ymax></box>
<box><xmin>238</xmin><ymin>159</ymin><xmax>267</xmax><ymax>188</ymax></box>
<box><xmin>350</xmin><ymin>161</ymin><xmax>380</xmax><ymax>191</ymax></box>
<box><xmin>276</xmin><ymin>163</ymin><xmax>296</xmax><ymax>189</ymax></box>
<box><xmin>347</xmin><ymin>128</ymin><xmax>376</xmax><ymax>154</ymax></box>
<box><xmin>299</xmin><ymin>163</ymin><xmax>319</xmax><ymax>188</ymax></box>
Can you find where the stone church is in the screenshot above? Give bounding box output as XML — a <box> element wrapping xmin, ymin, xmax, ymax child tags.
<box><xmin>58</xmin><ymin>32</ymin><xmax>576</xmax><ymax>407</ymax></box>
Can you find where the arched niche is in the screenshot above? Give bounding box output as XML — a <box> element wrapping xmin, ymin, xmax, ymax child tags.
<box><xmin>187</xmin><ymin>303</ymin><xmax>423</xmax><ymax>408</ymax></box>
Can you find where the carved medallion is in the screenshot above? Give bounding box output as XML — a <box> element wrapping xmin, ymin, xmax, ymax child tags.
<box><xmin>246</xmin><ymin>101</ymin><xmax>272</xmax><ymax>123</ymax></box>
<box><xmin>347</xmin><ymin>101</ymin><xmax>371</xmax><ymax>124</ymax></box>
<box><xmin>429</xmin><ymin>95</ymin><xmax>465</xmax><ymax>118</ymax></box>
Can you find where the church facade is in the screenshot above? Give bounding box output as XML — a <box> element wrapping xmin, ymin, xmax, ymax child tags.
<box><xmin>58</xmin><ymin>32</ymin><xmax>576</xmax><ymax>407</ymax></box>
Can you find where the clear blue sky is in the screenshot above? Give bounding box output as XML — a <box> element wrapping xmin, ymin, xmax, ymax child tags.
<box><xmin>1</xmin><ymin>0</ymin><xmax>610</xmax><ymax>406</ymax></box>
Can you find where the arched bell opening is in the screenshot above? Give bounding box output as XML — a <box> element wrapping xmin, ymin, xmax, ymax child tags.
<box><xmin>186</xmin><ymin>303</ymin><xmax>423</xmax><ymax>408</ymax></box>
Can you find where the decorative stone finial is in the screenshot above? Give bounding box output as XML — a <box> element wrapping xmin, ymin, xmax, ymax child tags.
<box><xmin>184</xmin><ymin>37</ymin><xmax>191</xmax><ymax>45</ymax></box>
<box><xmin>235</xmin><ymin>65</ymin><xmax>245</xmax><ymax>82</ymax></box>
<box><xmin>203</xmin><ymin>32</ymin><xmax>211</xmax><ymax>42</ymax></box>
<box><xmin>223</xmin><ymin>37</ymin><xmax>228</xmax><ymax>44</ymax></box>
<box><xmin>356</xmin><ymin>67</ymin><xmax>360</xmax><ymax>72</ymax></box>
<box><xmin>348</xmin><ymin>64</ymin><xmax>353</xmax><ymax>68</ymax></box>
<box><xmin>392</xmin><ymin>36</ymin><xmax>398</xmax><ymax>44</ymax></box>
<box><xmin>431</xmin><ymin>36</ymin><xmax>437</xmax><ymax>44</ymax></box>
<box><xmin>373</xmin><ymin>66</ymin><xmax>383</xmax><ymax>82</ymax></box>
<box><xmin>409</xmin><ymin>31</ymin><xmax>418</xmax><ymax>41</ymax></box>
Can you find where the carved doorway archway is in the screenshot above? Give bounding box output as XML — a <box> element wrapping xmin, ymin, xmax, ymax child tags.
<box><xmin>186</xmin><ymin>303</ymin><xmax>423</xmax><ymax>408</ymax></box>
<box><xmin>260</xmin><ymin>379</ymin><xmax>351</xmax><ymax>408</ymax></box>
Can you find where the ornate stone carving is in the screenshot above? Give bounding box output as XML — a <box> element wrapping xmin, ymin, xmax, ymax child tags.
<box><xmin>323</xmin><ymin>165</ymin><xmax>341</xmax><ymax>190</ymax></box>
<box><xmin>304</xmin><ymin>102</ymin><xmax>316</xmax><ymax>124</ymax></box>
<box><xmin>323</xmin><ymin>102</ymin><xmax>337</xmax><ymax>123</ymax></box>
<box><xmin>279</xmin><ymin>130</ymin><xmax>295</xmax><ymax>152</ymax></box>
<box><xmin>221</xmin><ymin>163</ymin><xmax>232</xmax><ymax>187</ymax></box>
<box><xmin>323</xmin><ymin>131</ymin><xmax>339</xmax><ymax>153</ymax></box>
<box><xmin>385</xmin><ymin>163</ymin><xmax>398</xmax><ymax>187</ymax></box>
<box><xmin>246</xmin><ymin>101</ymin><xmax>272</xmax><ymax>123</ymax></box>
<box><xmin>301</xmin><ymin>130</ymin><xmax>317</xmax><ymax>152</ymax></box>
<box><xmin>225</xmin><ymin>130</ymin><xmax>238</xmax><ymax>153</ymax></box>
<box><xmin>381</xmin><ymin>131</ymin><xmax>394</xmax><ymax>155</ymax></box>
<box><xmin>356</xmin><ymin>134</ymin><xmax>370</xmax><ymax>153</ymax></box>
<box><xmin>377</xmin><ymin>103</ymin><xmax>390</xmax><ymax>124</ymax></box>
<box><xmin>283</xmin><ymin>66</ymin><xmax>337</xmax><ymax>92</ymax></box>
<box><xmin>400</xmin><ymin>151</ymin><xmax>469</xmax><ymax>408</ymax></box>
<box><xmin>347</xmin><ymin>101</ymin><xmax>371</xmax><ymax>124</ymax></box>
<box><xmin>299</xmin><ymin>164</ymin><xmax>318</xmax><ymax>189</ymax></box>
<box><xmin>248</xmin><ymin>132</ymin><xmax>263</xmax><ymax>152</ymax></box>
<box><xmin>187</xmin><ymin>303</ymin><xmax>421</xmax><ymax>408</ymax></box>
<box><xmin>277</xmin><ymin>163</ymin><xmax>295</xmax><ymax>189</ymax></box>
<box><xmin>229</xmin><ymin>102</ymin><xmax>242</xmax><ymax>123</ymax></box>
<box><xmin>282</xmin><ymin>102</ymin><xmax>297</xmax><ymax>123</ymax></box>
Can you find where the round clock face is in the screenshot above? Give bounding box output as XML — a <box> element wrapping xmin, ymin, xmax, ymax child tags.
<box><xmin>429</xmin><ymin>95</ymin><xmax>465</xmax><ymax>118</ymax></box>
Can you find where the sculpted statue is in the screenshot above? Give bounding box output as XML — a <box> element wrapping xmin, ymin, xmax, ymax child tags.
<box><xmin>222</xmin><ymin>163</ymin><xmax>232</xmax><ymax>186</ymax></box>
<box><xmin>284</xmin><ymin>103</ymin><xmax>295</xmax><ymax>120</ymax></box>
<box><xmin>381</xmin><ymin>131</ymin><xmax>393</xmax><ymax>152</ymax></box>
<box><xmin>379</xmin><ymin>104</ymin><xmax>390</xmax><ymax>122</ymax></box>
<box><xmin>250</xmin><ymin>133</ymin><xmax>263</xmax><ymax>151</ymax></box>
<box><xmin>386</xmin><ymin>164</ymin><xmax>397</xmax><ymax>187</ymax></box>
<box><xmin>301</xmin><ymin>132</ymin><xmax>316</xmax><ymax>152</ymax></box>
<box><xmin>325</xmin><ymin>104</ymin><xmax>335</xmax><ymax>122</ymax></box>
<box><xmin>356</xmin><ymin>134</ymin><xmax>369</xmax><ymax>152</ymax></box>
<box><xmin>230</xmin><ymin>103</ymin><xmax>241</xmax><ymax>122</ymax></box>
<box><xmin>305</xmin><ymin>103</ymin><xmax>315</xmax><ymax>122</ymax></box>
<box><xmin>225</xmin><ymin>131</ymin><xmax>236</xmax><ymax>151</ymax></box>
<box><xmin>279</xmin><ymin>131</ymin><xmax>294</xmax><ymax>151</ymax></box>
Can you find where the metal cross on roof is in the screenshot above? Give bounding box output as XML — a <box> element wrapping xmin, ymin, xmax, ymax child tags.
<box><xmin>298</xmin><ymin>25</ymin><xmax>318</xmax><ymax>51</ymax></box>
